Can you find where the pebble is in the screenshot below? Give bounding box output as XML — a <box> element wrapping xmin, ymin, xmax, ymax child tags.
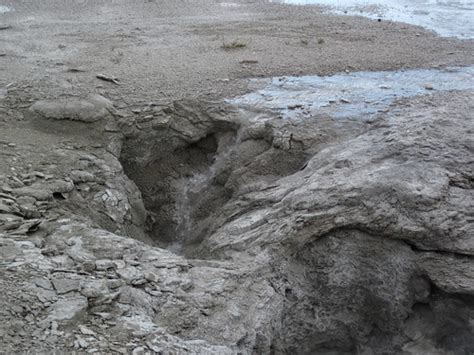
<box><xmin>76</xmin><ymin>336</ymin><xmax>89</xmax><ymax>349</ymax></box>
<box><xmin>132</xmin><ymin>347</ymin><xmax>146</xmax><ymax>355</ymax></box>
<box><xmin>94</xmin><ymin>312</ymin><xmax>112</xmax><ymax>320</ymax></box>
<box><xmin>34</xmin><ymin>277</ymin><xmax>54</xmax><ymax>290</ymax></box>
<box><xmin>10</xmin><ymin>177</ymin><xmax>24</xmax><ymax>188</ymax></box>
<box><xmin>69</xmin><ymin>170</ymin><xmax>96</xmax><ymax>184</ymax></box>
<box><xmin>145</xmin><ymin>272</ymin><xmax>159</xmax><ymax>283</ymax></box>
<box><xmin>79</xmin><ymin>325</ymin><xmax>96</xmax><ymax>336</ymax></box>
<box><xmin>127</xmin><ymin>260</ymin><xmax>141</xmax><ymax>266</ymax></box>
<box><xmin>80</xmin><ymin>280</ymin><xmax>109</xmax><ymax>298</ymax></box>
<box><xmin>12</xmin><ymin>187</ymin><xmax>51</xmax><ymax>201</ymax></box>
<box><xmin>49</xmin><ymin>297</ymin><xmax>88</xmax><ymax>322</ymax></box>
<box><xmin>131</xmin><ymin>278</ymin><xmax>147</xmax><ymax>286</ymax></box>
<box><xmin>82</xmin><ymin>261</ymin><xmax>96</xmax><ymax>272</ymax></box>
<box><xmin>1</xmin><ymin>185</ymin><xmax>13</xmax><ymax>193</ymax></box>
<box><xmin>51</xmin><ymin>277</ymin><xmax>81</xmax><ymax>294</ymax></box>
<box><xmin>33</xmin><ymin>172</ymin><xmax>46</xmax><ymax>179</ymax></box>
<box><xmin>95</xmin><ymin>259</ymin><xmax>116</xmax><ymax>271</ymax></box>
<box><xmin>287</xmin><ymin>104</ymin><xmax>303</xmax><ymax>110</ymax></box>
<box><xmin>17</xmin><ymin>196</ymin><xmax>36</xmax><ymax>205</ymax></box>
<box><xmin>0</xmin><ymin>192</ymin><xmax>15</xmax><ymax>200</ymax></box>
<box><xmin>107</xmin><ymin>279</ymin><xmax>123</xmax><ymax>289</ymax></box>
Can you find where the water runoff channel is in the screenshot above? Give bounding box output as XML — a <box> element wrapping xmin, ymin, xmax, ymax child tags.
<box><xmin>230</xmin><ymin>0</ymin><xmax>474</xmax><ymax>119</ymax></box>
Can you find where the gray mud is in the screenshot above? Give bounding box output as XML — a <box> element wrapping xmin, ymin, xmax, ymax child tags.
<box><xmin>0</xmin><ymin>0</ymin><xmax>473</xmax><ymax>354</ymax></box>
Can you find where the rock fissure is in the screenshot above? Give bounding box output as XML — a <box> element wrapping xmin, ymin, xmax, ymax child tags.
<box><xmin>1</xmin><ymin>87</ymin><xmax>473</xmax><ymax>354</ymax></box>
<box><xmin>107</xmin><ymin>92</ymin><xmax>474</xmax><ymax>353</ymax></box>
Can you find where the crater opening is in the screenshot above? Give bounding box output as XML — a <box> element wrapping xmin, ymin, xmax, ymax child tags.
<box><xmin>118</xmin><ymin>101</ymin><xmax>243</xmax><ymax>253</ymax></box>
<box><xmin>118</xmin><ymin>101</ymin><xmax>311</xmax><ymax>255</ymax></box>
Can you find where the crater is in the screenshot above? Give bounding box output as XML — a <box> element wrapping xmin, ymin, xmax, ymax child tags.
<box><xmin>118</xmin><ymin>100</ymin><xmax>313</xmax><ymax>255</ymax></box>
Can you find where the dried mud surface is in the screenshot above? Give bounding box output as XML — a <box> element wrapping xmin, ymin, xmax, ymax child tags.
<box><xmin>0</xmin><ymin>1</ymin><xmax>473</xmax><ymax>354</ymax></box>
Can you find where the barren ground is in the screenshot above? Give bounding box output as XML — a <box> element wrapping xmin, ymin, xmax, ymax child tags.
<box><xmin>1</xmin><ymin>0</ymin><xmax>472</xmax><ymax>102</ymax></box>
<box><xmin>0</xmin><ymin>1</ymin><xmax>473</xmax><ymax>354</ymax></box>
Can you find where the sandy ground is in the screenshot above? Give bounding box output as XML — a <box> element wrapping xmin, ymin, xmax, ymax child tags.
<box><xmin>0</xmin><ymin>0</ymin><xmax>473</xmax><ymax>107</ymax></box>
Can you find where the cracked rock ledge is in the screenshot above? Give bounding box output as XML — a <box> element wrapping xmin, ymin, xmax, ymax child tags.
<box><xmin>0</xmin><ymin>91</ymin><xmax>473</xmax><ymax>354</ymax></box>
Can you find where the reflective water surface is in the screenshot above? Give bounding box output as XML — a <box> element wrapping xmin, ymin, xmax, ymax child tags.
<box><xmin>0</xmin><ymin>5</ymin><xmax>12</xmax><ymax>14</ymax></box>
<box><xmin>230</xmin><ymin>67</ymin><xmax>474</xmax><ymax>119</ymax></box>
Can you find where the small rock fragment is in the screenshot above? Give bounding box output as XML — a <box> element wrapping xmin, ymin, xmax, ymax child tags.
<box><xmin>76</xmin><ymin>336</ymin><xmax>89</xmax><ymax>349</ymax></box>
<box><xmin>132</xmin><ymin>347</ymin><xmax>146</xmax><ymax>355</ymax></box>
<box><xmin>32</xmin><ymin>172</ymin><xmax>46</xmax><ymax>179</ymax></box>
<box><xmin>145</xmin><ymin>272</ymin><xmax>159</xmax><ymax>283</ymax></box>
<box><xmin>49</xmin><ymin>297</ymin><xmax>88</xmax><ymax>323</ymax></box>
<box><xmin>12</xmin><ymin>187</ymin><xmax>51</xmax><ymax>201</ymax></box>
<box><xmin>80</xmin><ymin>280</ymin><xmax>109</xmax><ymax>298</ymax></box>
<box><xmin>51</xmin><ymin>277</ymin><xmax>81</xmax><ymax>294</ymax></box>
<box><xmin>117</xmin><ymin>266</ymin><xmax>144</xmax><ymax>284</ymax></box>
<box><xmin>95</xmin><ymin>259</ymin><xmax>116</xmax><ymax>271</ymax></box>
<box><xmin>107</xmin><ymin>279</ymin><xmax>124</xmax><ymax>289</ymax></box>
<box><xmin>34</xmin><ymin>278</ymin><xmax>54</xmax><ymax>290</ymax></box>
<box><xmin>70</xmin><ymin>170</ymin><xmax>95</xmax><ymax>184</ymax></box>
<box><xmin>287</xmin><ymin>104</ymin><xmax>303</xmax><ymax>110</ymax></box>
<box><xmin>30</xmin><ymin>95</ymin><xmax>114</xmax><ymax>123</ymax></box>
<box><xmin>96</xmin><ymin>74</ymin><xmax>120</xmax><ymax>85</ymax></box>
<box><xmin>79</xmin><ymin>325</ymin><xmax>96</xmax><ymax>336</ymax></box>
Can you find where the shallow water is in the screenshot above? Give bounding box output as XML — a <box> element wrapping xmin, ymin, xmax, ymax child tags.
<box><xmin>0</xmin><ymin>5</ymin><xmax>12</xmax><ymax>14</ymax></box>
<box><xmin>230</xmin><ymin>66</ymin><xmax>474</xmax><ymax>120</ymax></box>
<box><xmin>269</xmin><ymin>0</ymin><xmax>474</xmax><ymax>38</ymax></box>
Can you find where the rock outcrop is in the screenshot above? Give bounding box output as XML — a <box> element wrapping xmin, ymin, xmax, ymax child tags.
<box><xmin>29</xmin><ymin>95</ymin><xmax>115</xmax><ymax>123</ymax></box>
<box><xmin>0</xmin><ymin>90</ymin><xmax>473</xmax><ymax>354</ymax></box>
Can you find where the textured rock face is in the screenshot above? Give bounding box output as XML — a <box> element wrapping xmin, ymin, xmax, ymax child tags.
<box><xmin>29</xmin><ymin>95</ymin><xmax>115</xmax><ymax>123</ymax></box>
<box><xmin>0</xmin><ymin>91</ymin><xmax>473</xmax><ymax>354</ymax></box>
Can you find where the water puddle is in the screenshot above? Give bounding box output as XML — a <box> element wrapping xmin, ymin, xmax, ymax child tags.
<box><xmin>230</xmin><ymin>67</ymin><xmax>474</xmax><ymax>120</ymax></box>
<box><xmin>269</xmin><ymin>0</ymin><xmax>474</xmax><ymax>38</ymax></box>
<box><xmin>0</xmin><ymin>5</ymin><xmax>12</xmax><ymax>14</ymax></box>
